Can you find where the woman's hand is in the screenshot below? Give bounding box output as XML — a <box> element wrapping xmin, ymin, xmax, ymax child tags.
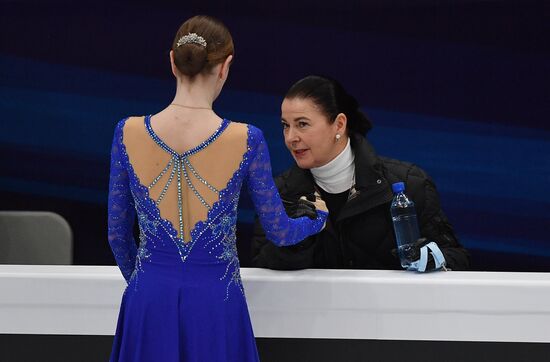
<box><xmin>307</xmin><ymin>192</ymin><xmax>328</xmax><ymax>231</ymax></box>
<box><xmin>287</xmin><ymin>196</ymin><xmax>317</xmax><ymax>219</ymax></box>
<box><xmin>311</xmin><ymin>191</ymin><xmax>328</xmax><ymax>213</ymax></box>
<box><xmin>297</xmin><ymin>192</ymin><xmax>328</xmax><ymax>215</ymax></box>
<box><xmin>284</xmin><ymin>192</ymin><xmax>327</xmax><ymax>220</ymax></box>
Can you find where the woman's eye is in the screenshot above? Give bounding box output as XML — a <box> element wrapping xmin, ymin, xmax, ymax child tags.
<box><xmin>298</xmin><ymin>122</ymin><xmax>308</xmax><ymax>128</ymax></box>
<box><xmin>281</xmin><ymin>122</ymin><xmax>289</xmax><ymax>129</ymax></box>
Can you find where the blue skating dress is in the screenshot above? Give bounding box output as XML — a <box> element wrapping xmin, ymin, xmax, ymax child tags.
<box><xmin>107</xmin><ymin>115</ymin><xmax>327</xmax><ymax>361</ymax></box>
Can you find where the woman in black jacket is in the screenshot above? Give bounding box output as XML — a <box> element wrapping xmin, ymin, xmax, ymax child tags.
<box><xmin>251</xmin><ymin>75</ymin><xmax>470</xmax><ymax>271</ymax></box>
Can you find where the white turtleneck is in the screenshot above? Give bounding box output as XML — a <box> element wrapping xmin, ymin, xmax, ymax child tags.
<box><xmin>311</xmin><ymin>138</ymin><xmax>355</xmax><ymax>194</ymax></box>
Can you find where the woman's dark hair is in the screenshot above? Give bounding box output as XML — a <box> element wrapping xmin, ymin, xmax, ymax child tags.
<box><xmin>284</xmin><ymin>75</ymin><xmax>372</xmax><ymax>135</ymax></box>
<box><xmin>171</xmin><ymin>15</ymin><xmax>234</xmax><ymax>78</ymax></box>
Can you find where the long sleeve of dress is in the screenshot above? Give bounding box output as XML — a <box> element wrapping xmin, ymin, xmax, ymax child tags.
<box><xmin>107</xmin><ymin>121</ymin><xmax>137</xmax><ymax>283</ymax></box>
<box><xmin>246</xmin><ymin>126</ymin><xmax>327</xmax><ymax>246</ymax></box>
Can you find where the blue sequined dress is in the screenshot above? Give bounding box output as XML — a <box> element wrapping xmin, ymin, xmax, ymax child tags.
<box><xmin>107</xmin><ymin>115</ymin><xmax>327</xmax><ymax>361</ymax></box>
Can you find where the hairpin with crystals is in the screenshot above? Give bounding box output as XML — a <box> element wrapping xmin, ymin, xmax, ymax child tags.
<box><xmin>176</xmin><ymin>32</ymin><xmax>207</xmax><ymax>48</ymax></box>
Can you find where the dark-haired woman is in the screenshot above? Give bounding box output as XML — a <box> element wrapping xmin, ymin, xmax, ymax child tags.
<box><xmin>107</xmin><ymin>17</ymin><xmax>327</xmax><ymax>361</ymax></box>
<box><xmin>251</xmin><ymin>75</ymin><xmax>469</xmax><ymax>271</ymax></box>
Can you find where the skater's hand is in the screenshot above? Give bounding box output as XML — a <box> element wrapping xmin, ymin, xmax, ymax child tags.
<box><xmin>283</xmin><ymin>192</ymin><xmax>327</xmax><ymax>220</ymax></box>
<box><xmin>301</xmin><ymin>192</ymin><xmax>328</xmax><ymax>231</ymax></box>
<box><xmin>284</xmin><ymin>195</ymin><xmax>318</xmax><ymax>219</ymax></box>
<box><xmin>296</xmin><ymin>192</ymin><xmax>328</xmax><ymax>216</ymax></box>
<box><xmin>310</xmin><ymin>191</ymin><xmax>328</xmax><ymax>214</ymax></box>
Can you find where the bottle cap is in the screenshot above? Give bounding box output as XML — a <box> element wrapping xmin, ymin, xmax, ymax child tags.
<box><xmin>392</xmin><ymin>182</ymin><xmax>405</xmax><ymax>194</ymax></box>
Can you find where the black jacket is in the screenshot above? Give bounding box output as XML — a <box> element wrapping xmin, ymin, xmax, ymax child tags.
<box><xmin>251</xmin><ymin>133</ymin><xmax>470</xmax><ymax>270</ymax></box>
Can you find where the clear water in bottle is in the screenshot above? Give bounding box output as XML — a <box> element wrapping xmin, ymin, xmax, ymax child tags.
<box><xmin>391</xmin><ymin>182</ymin><xmax>420</xmax><ymax>269</ymax></box>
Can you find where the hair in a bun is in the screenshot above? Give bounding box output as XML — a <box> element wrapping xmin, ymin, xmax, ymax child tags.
<box><xmin>173</xmin><ymin>40</ymin><xmax>208</xmax><ymax>77</ymax></box>
<box><xmin>171</xmin><ymin>15</ymin><xmax>234</xmax><ymax>78</ymax></box>
<box><xmin>284</xmin><ymin>75</ymin><xmax>373</xmax><ymax>135</ymax></box>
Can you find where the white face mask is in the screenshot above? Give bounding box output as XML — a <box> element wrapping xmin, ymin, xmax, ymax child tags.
<box><xmin>310</xmin><ymin>138</ymin><xmax>355</xmax><ymax>194</ymax></box>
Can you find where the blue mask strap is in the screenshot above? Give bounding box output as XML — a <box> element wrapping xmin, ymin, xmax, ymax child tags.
<box><xmin>426</xmin><ymin>242</ymin><xmax>446</xmax><ymax>270</ymax></box>
<box><xmin>408</xmin><ymin>241</ymin><xmax>447</xmax><ymax>272</ymax></box>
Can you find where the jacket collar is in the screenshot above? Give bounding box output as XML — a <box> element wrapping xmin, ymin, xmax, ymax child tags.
<box><xmin>349</xmin><ymin>132</ymin><xmax>382</xmax><ymax>191</ymax></box>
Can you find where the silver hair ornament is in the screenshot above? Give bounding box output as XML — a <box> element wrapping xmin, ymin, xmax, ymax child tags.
<box><xmin>176</xmin><ymin>33</ymin><xmax>207</xmax><ymax>47</ymax></box>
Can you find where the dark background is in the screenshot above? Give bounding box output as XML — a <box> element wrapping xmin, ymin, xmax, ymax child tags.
<box><xmin>1</xmin><ymin>0</ymin><xmax>549</xmax><ymax>271</ymax></box>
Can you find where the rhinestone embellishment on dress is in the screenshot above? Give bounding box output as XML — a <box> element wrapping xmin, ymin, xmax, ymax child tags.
<box><xmin>144</xmin><ymin>115</ymin><xmax>227</xmax><ymax>243</ymax></box>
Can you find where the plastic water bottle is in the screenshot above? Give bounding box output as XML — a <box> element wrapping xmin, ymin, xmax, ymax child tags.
<box><xmin>390</xmin><ymin>182</ymin><xmax>420</xmax><ymax>269</ymax></box>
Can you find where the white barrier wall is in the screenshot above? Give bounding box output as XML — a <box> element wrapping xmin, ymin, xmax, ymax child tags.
<box><xmin>1</xmin><ymin>265</ymin><xmax>549</xmax><ymax>343</ymax></box>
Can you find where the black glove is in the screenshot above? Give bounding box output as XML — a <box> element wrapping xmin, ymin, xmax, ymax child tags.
<box><xmin>391</xmin><ymin>238</ymin><xmax>436</xmax><ymax>271</ymax></box>
<box><xmin>283</xmin><ymin>195</ymin><xmax>317</xmax><ymax>220</ymax></box>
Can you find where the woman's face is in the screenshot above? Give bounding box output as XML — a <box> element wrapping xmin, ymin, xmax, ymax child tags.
<box><xmin>281</xmin><ymin>97</ymin><xmax>346</xmax><ymax>169</ymax></box>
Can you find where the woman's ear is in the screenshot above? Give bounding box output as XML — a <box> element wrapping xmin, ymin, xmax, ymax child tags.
<box><xmin>219</xmin><ymin>55</ymin><xmax>233</xmax><ymax>80</ymax></box>
<box><xmin>334</xmin><ymin>113</ymin><xmax>348</xmax><ymax>135</ymax></box>
<box><xmin>169</xmin><ymin>50</ymin><xmax>178</xmax><ymax>78</ymax></box>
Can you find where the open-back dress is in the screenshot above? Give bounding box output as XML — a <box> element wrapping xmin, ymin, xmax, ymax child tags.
<box><xmin>107</xmin><ymin>115</ymin><xmax>327</xmax><ymax>361</ymax></box>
